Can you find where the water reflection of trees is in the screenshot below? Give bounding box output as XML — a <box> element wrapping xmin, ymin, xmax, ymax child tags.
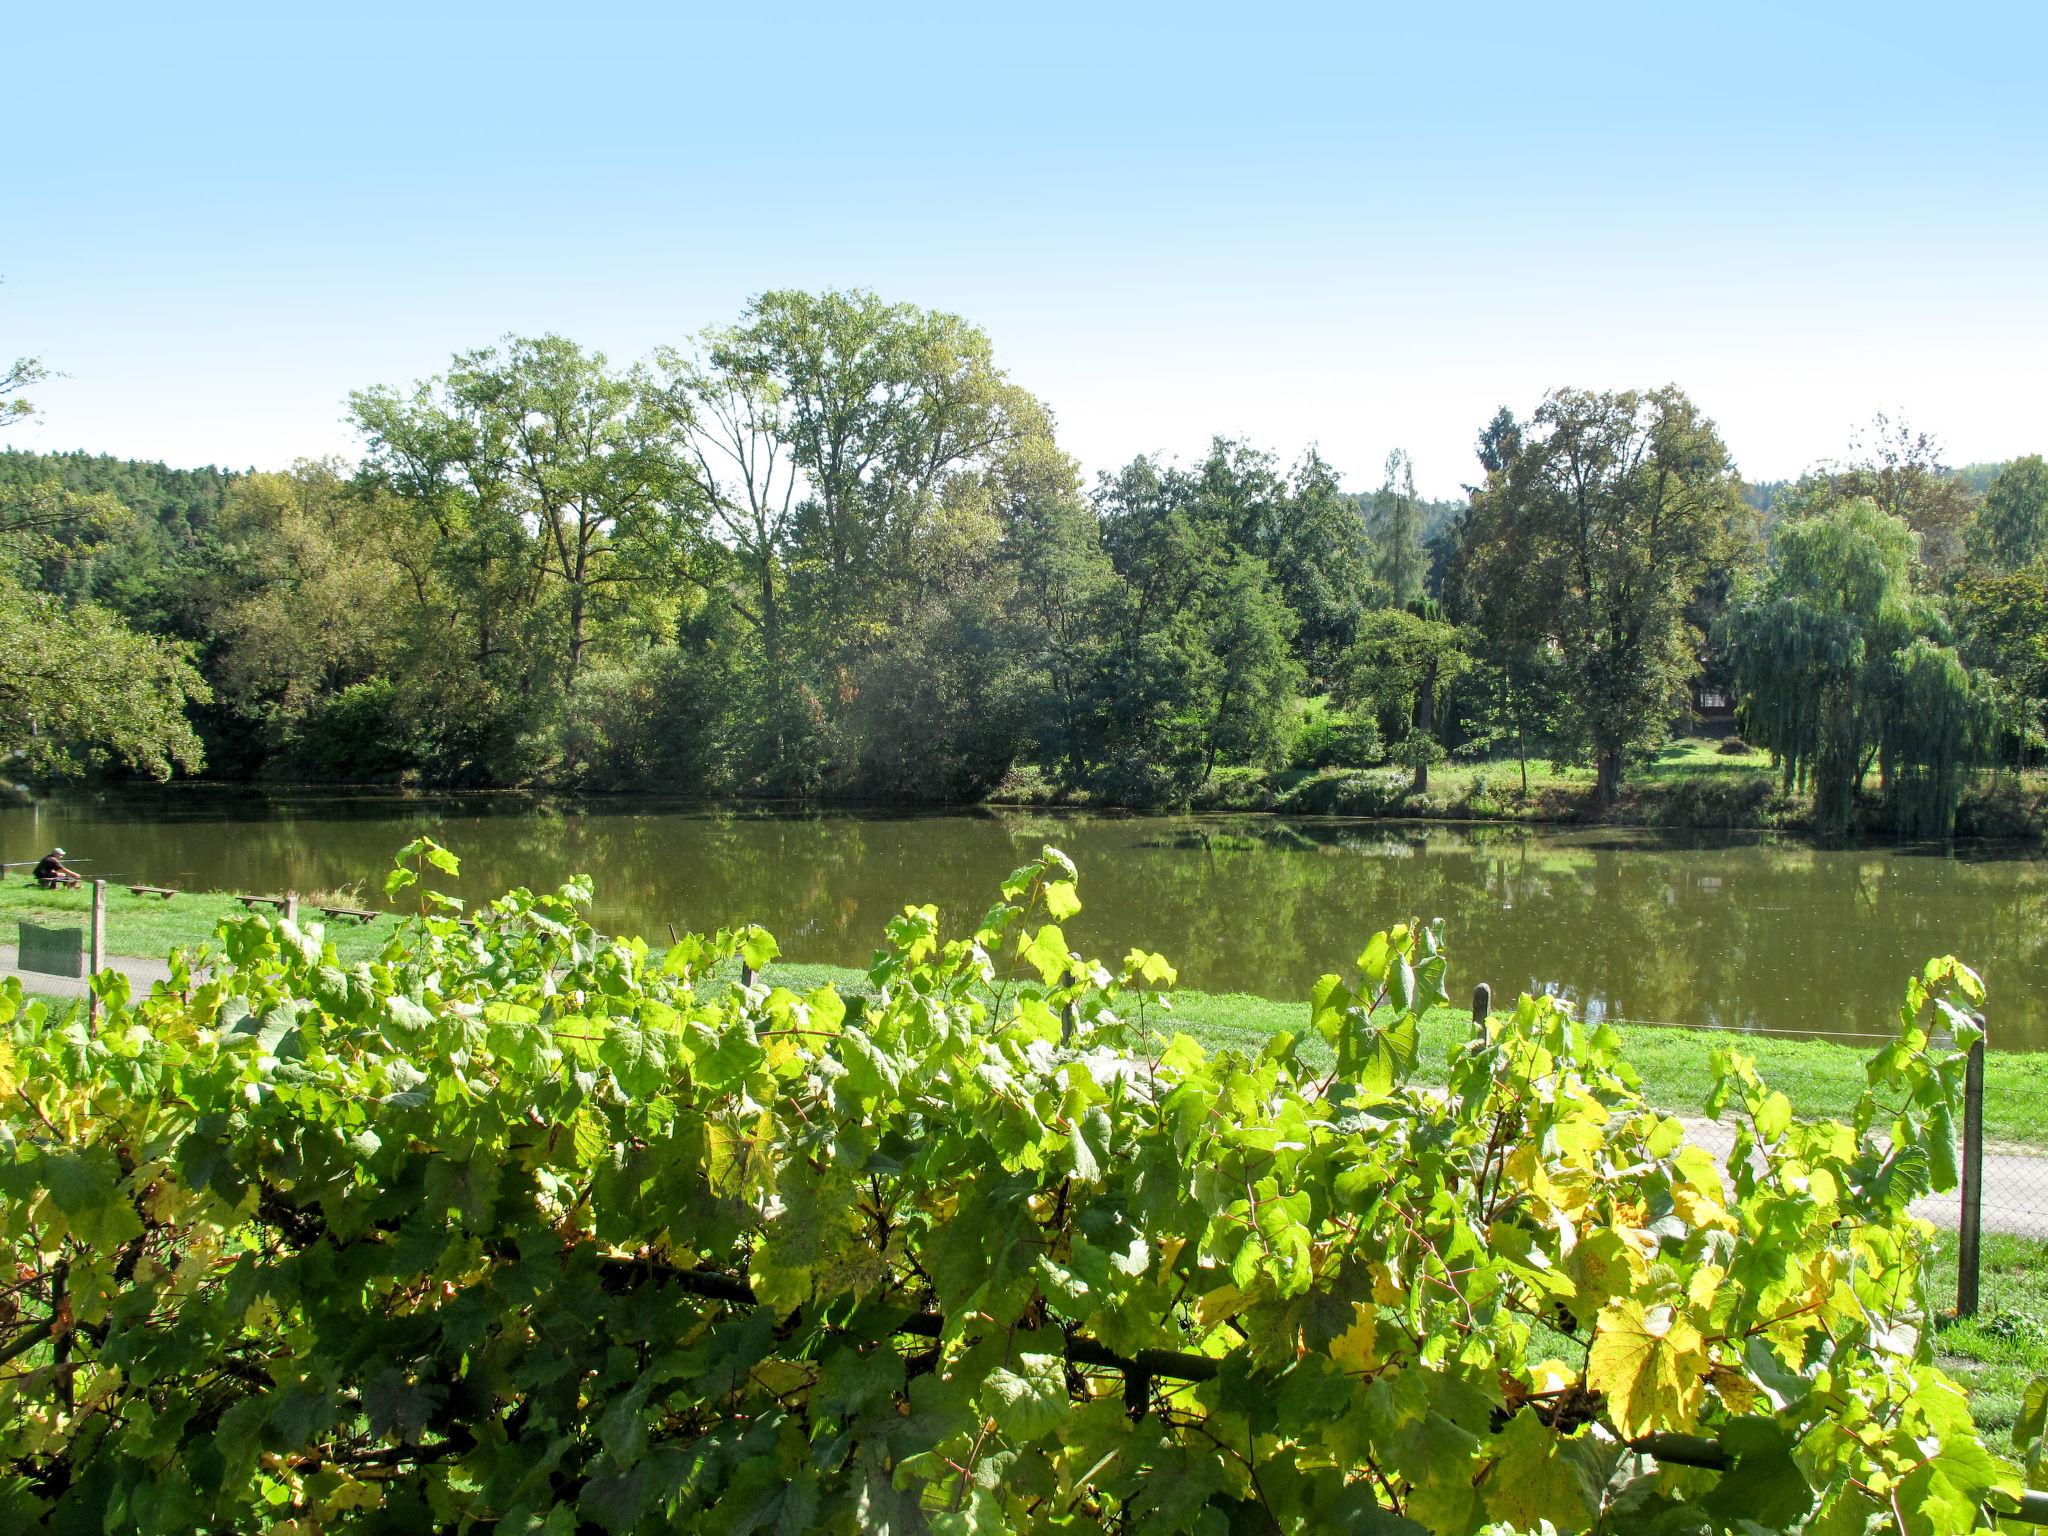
<box><xmin>8</xmin><ymin>792</ymin><xmax>2046</xmax><ymax>1047</ymax></box>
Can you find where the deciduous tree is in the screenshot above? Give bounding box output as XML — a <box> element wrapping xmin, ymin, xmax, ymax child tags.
<box><xmin>1462</xmin><ymin>387</ymin><xmax>1752</xmax><ymax>803</ymax></box>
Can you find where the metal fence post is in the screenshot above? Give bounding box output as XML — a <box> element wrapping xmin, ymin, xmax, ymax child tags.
<box><xmin>1472</xmin><ymin>982</ymin><xmax>1491</xmax><ymax>1026</ymax></box>
<box><xmin>1957</xmin><ymin>1019</ymin><xmax>1987</xmax><ymax>1318</ymax></box>
<box><xmin>88</xmin><ymin>879</ymin><xmax>106</xmax><ymax>1033</ymax></box>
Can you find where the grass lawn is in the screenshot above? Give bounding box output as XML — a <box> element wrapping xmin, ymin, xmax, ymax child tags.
<box><xmin>0</xmin><ymin>880</ymin><xmax>404</xmax><ymax>968</ymax></box>
<box><xmin>1928</xmin><ymin>1230</ymin><xmax>2048</xmax><ymax>1436</ymax></box>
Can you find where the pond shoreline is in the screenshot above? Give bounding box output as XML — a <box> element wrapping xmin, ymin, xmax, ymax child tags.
<box><xmin>27</xmin><ymin>779</ymin><xmax>2048</xmax><ymax>855</ymax></box>
<box><xmin>37</xmin><ymin>739</ymin><xmax>2048</xmax><ymax>848</ymax></box>
<box><xmin>9</xmin><ymin>790</ymin><xmax>2045</xmax><ymax>1048</ymax></box>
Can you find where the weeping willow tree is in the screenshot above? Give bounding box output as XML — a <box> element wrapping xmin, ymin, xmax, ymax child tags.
<box><xmin>1725</xmin><ymin>497</ymin><xmax>1981</xmax><ymax>837</ymax></box>
<box><xmin>1887</xmin><ymin>636</ymin><xmax>1986</xmax><ymax>837</ymax></box>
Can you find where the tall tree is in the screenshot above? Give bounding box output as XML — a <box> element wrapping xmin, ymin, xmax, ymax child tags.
<box><xmin>351</xmin><ymin>337</ymin><xmax>692</xmax><ymax>777</ymax></box>
<box><xmin>717</xmin><ymin>289</ymin><xmax>1045</xmax><ymax>628</ymax></box>
<box><xmin>1954</xmin><ymin>562</ymin><xmax>2048</xmax><ymax>767</ymax></box>
<box><xmin>1785</xmin><ymin>413</ymin><xmax>1978</xmax><ymax>576</ymax></box>
<box><xmin>1268</xmin><ymin>448</ymin><xmax>1378</xmax><ymax>688</ymax></box>
<box><xmin>1367</xmin><ymin>448</ymin><xmax>1426</xmax><ymax>607</ymax></box>
<box><xmin>0</xmin><ymin>333</ymin><xmax>211</xmax><ymax>781</ymax></box>
<box><xmin>205</xmin><ymin>461</ymin><xmax>399</xmax><ymax>763</ymax></box>
<box><xmin>1463</xmin><ymin>387</ymin><xmax>1753</xmax><ymax>803</ymax></box>
<box><xmin>1969</xmin><ymin>454</ymin><xmax>2048</xmax><ymax>572</ymax></box>
<box><xmin>651</xmin><ymin>335</ymin><xmax>802</xmax><ymax>667</ymax></box>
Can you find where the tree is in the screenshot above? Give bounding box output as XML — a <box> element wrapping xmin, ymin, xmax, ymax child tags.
<box><xmin>1084</xmin><ymin>450</ymin><xmax>1304</xmax><ymax>802</ymax></box>
<box><xmin>1724</xmin><ymin>497</ymin><xmax>1980</xmax><ymax>836</ymax></box>
<box><xmin>1004</xmin><ymin>447</ymin><xmax>1118</xmax><ymax>780</ymax></box>
<box><xmin>1343</xmin><ymin>602</ymin><xmax>1471</xmax><ymax>791</ymax></box>
<box><xmin>1367</xmin><ymin>447</ymin><xmax>1427</xmax><ymax>607</ymax></box>
<box><xmin>351</xmin><ymin>337</ymin><xmax>693</xmax><ymax>777</ymax></box>
<box><xmin>1954</xmin><ymin>562</ymin><xmax>2048</xmax><ymax>767</ymax></box>
<box><xmin>1785</xmin><ymin>413</ymin><xmax>1978</xmax><ymax>576</ymax></box>
<box><xmin>204</xmin><ymin>461</ymin><xmax>400</xmax><ymax>770</ymax></box>
<box><xmin>1</xmin><ymin>341</ymin><xmax>45</xmax><ymax>430</ymax></box>
<box><xmin>1267</xmin><ymin>448</ymin><xmax>1379</xmax><ymax>689</ymax></box>
<box><xmin>0</xmin><ymin>333</ymin><xmax>210</xmax><ymax>781</ymax></box>
<box><xmin>1197</xmin><ymin>554</ymin><xmax>1302</xmax><ymax>782</ymax></box>
<box><xmin>0</xmin><ymin>572</ymin><xmax>208</xmax><ymax>779</ymax></box>
<box><xmin>717</xmin><ymin>288</ymin><xmax>1046</xmax><ymax>628</ymax></box>
<box><xmin>1969</xmin><ymin>454</ymin><xmax>2048</xmax><ymax>572</ymax></box>
<box><xmin>651</xmin><ymin>334</ymin><xmax>803</xmax><ymax>667</ymax></box>
<box><xmin>1462</xmin><ymin>387</ymin><xmax>1753</xmax><ymax>803</ymax></box>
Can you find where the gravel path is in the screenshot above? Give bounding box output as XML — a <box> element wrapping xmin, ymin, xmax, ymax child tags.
<box><xmin>1684</xmin><ymin>1117</ymin><xmax>2048</xmax><ymax>1238</ymax></box>
<box><xmin>0</xmin><ymin>944</ymin><xmax>173</xmax><ymax>1001</ymax></box>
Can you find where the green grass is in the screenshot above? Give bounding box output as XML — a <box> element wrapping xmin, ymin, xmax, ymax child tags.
<box><xmin>12</xmin><ymin>884</ymin><xmax>2042</xmax><ymax>1150</ymax></box>
<box><xmin>1928</xmin><ymin>1231</ymin><xmax>2048</xmax><ymax>1435</ymax></box>
<box><xmin>0</xmin><ymin>881</ymin><xmax>404</xmax><ymax>968</ymax></box>
<box><xmin>1018</xmin><ymin>735</ymin><xmax>2048</xmax><ymax>837</ymax></box>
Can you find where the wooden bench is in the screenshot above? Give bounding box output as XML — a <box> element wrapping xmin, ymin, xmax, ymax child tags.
<box><xmin>236</xmin><ymin>894</ymin><xmax>288</xmax><ymax>911</ymax></box>
<box><xmin>129</xmin><ymin>885</ymin><xmax>176</xmax><ymax>900</ymax></box>
<box><xmin>320</xmin><ymin>905</ymin><xmax>379</xmax><ymax>924</ymax></box>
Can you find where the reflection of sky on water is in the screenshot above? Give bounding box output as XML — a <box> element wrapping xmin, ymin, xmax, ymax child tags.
<box><xmin>6</xmin><ymin>790</ymin><xmax>2045</xmax><ymax>1049</ymax></box>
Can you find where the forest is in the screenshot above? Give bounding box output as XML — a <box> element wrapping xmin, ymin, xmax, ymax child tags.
<box><xmin>4</xmin><ymin>288</ymin><xmax>2046</xmax><ymax>838</ymax></box>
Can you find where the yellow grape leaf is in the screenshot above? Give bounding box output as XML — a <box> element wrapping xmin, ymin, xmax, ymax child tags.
<box><xmin>1371</xmin><ymin>1260</ymin><xmax>1404</xmax><ymax>1307</ymax></box>
<box><xmin>1329</xmin><ymin>1304</ymin><xmax>1380</xmax><ymax>1374</ymax></box>
<box><xmin>1587</xmin><ymin>1298</ymin><xmax>1708</xmax><ymax>1438</ymax></box>
<box><xmin>1707</xmin><ymin>1364</ymin><xmax>1760</xmax><ymax>1415</ymax></box>
<box><xmin>1565</xmin><ymin>1228</ymin><xmax>1644</xmax><ymax>1308</ymax></box>
<box><xmin>1196</xmin><ymin>1284</ymin><xmax>1246</xmax><ymax>1329</ymax></box>
<box><xmin>1686</xmin><ymin>1264</ymin><xmax>1724</xmax><ymax>1312</ymax></box>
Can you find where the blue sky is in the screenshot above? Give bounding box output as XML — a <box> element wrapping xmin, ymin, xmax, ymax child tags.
<box><xmin>6</xmin><ymin>1</ymin><xmax>2044</xmax><ymax>498</ymax></box>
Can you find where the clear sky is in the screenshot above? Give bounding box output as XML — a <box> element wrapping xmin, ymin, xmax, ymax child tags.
<box><xmin>6</xmin><ymin>1</ymin><xmax>2043</xmax><ymax>499</ymax></box>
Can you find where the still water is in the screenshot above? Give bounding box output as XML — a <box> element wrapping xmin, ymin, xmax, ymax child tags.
<box><xmin>7</xmin><ymin>789</ymin><xmax>2047</xmax><ymax>1048</ymax></box>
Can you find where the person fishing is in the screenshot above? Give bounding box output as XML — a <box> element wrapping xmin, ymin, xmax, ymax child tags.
<box><xmin>32</xmin><ymin>848</ymin><xmax>82</xmax><ymax>888</ymax></box>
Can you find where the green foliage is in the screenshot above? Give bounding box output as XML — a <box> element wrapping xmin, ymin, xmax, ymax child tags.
<box><xmin>1972</xmin><ymin>456</ymin><xmax>2048</xmax><ymax>573</ymax></box>
<box><xmin>1287</xmin><ymin>697</ymin><xmax>1381</xmax><ymax>770</ymax></box>
<box><xmin>0</xmin><ymin>570</ymin><xmax>209</xmax><ymax>780</ymax></box>
<box><xmin>1726</xmin><ymin>497</ymin><xmax>1984</xmax><ymax>836</ymax></box>
<box><xmin>0</xmin><ymin>846</ymin><xmax>2027</xmax><ymax>1532</ymax></box>
<box><xmin>1366</xmin><ymin>448</ymin><xmax>1427</xmax><ymax>609</ymax></box>
<box><xmin>1955</xmin><ymin>563</ymin><xmax>2048</xmax><ymax>766</ymax></box>
<box><xmin>1340</xmin><ymin>603</ymin><xmax>1471</xmax><ymax>791</ymax></box>
<box><xmin>1460</xmin><ymin>388</ymin><xmax>1757</xmax><ymax>804</ymax></box>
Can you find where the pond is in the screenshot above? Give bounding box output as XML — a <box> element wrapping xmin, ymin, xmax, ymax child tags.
<box><xmin>7</xmin><ymin>788</ymin><xmax>2047</xmax><ymax>1048</ymax></box>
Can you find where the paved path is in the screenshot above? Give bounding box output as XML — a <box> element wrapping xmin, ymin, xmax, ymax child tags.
<box><xmin>1685</xmin><ymin>1117</ymin><xmax>2048</xmax><ymax>1239</ymax></box>
<box><xmin>0</xmin><ymin>944</ymin><xmax>172</xmax><ymax>1001</ymax></box>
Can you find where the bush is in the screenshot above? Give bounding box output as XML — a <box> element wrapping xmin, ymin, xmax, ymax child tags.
<box><xmin>0</xmin><ymin>842</ymin><xmax>2025</xmax><ymax>1533</ymax></box>
<box><xmin>289</xmin><ymin>676</ymin><xmax>423</xmax><ymax>782</ymax></box>
<box><xmin>1289</xmin><ymin>699</ymin><xmax>1382</xmax><ymax>770</ymax></box>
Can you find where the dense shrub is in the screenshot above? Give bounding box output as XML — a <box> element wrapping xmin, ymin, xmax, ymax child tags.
<box><xmin>0</xmin><ymin>843</ymin><xmax>2028</xmax><ymax>1532</ymax></box>
<box><xmin>1288</xmin><ymin>699</ymin><xmax>1381</xmax><ymax>770</ymax></box>
<box><xmin>290</xmin><ymin>677</ymin><xmax>424</xmax><ymax>783</ymax></box>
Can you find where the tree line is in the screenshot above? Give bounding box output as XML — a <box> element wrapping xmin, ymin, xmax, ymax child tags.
<box><xmin>4</xmin><ymin>288</ymin><xmax>2046</xmax><ymax>834</ymax></box>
